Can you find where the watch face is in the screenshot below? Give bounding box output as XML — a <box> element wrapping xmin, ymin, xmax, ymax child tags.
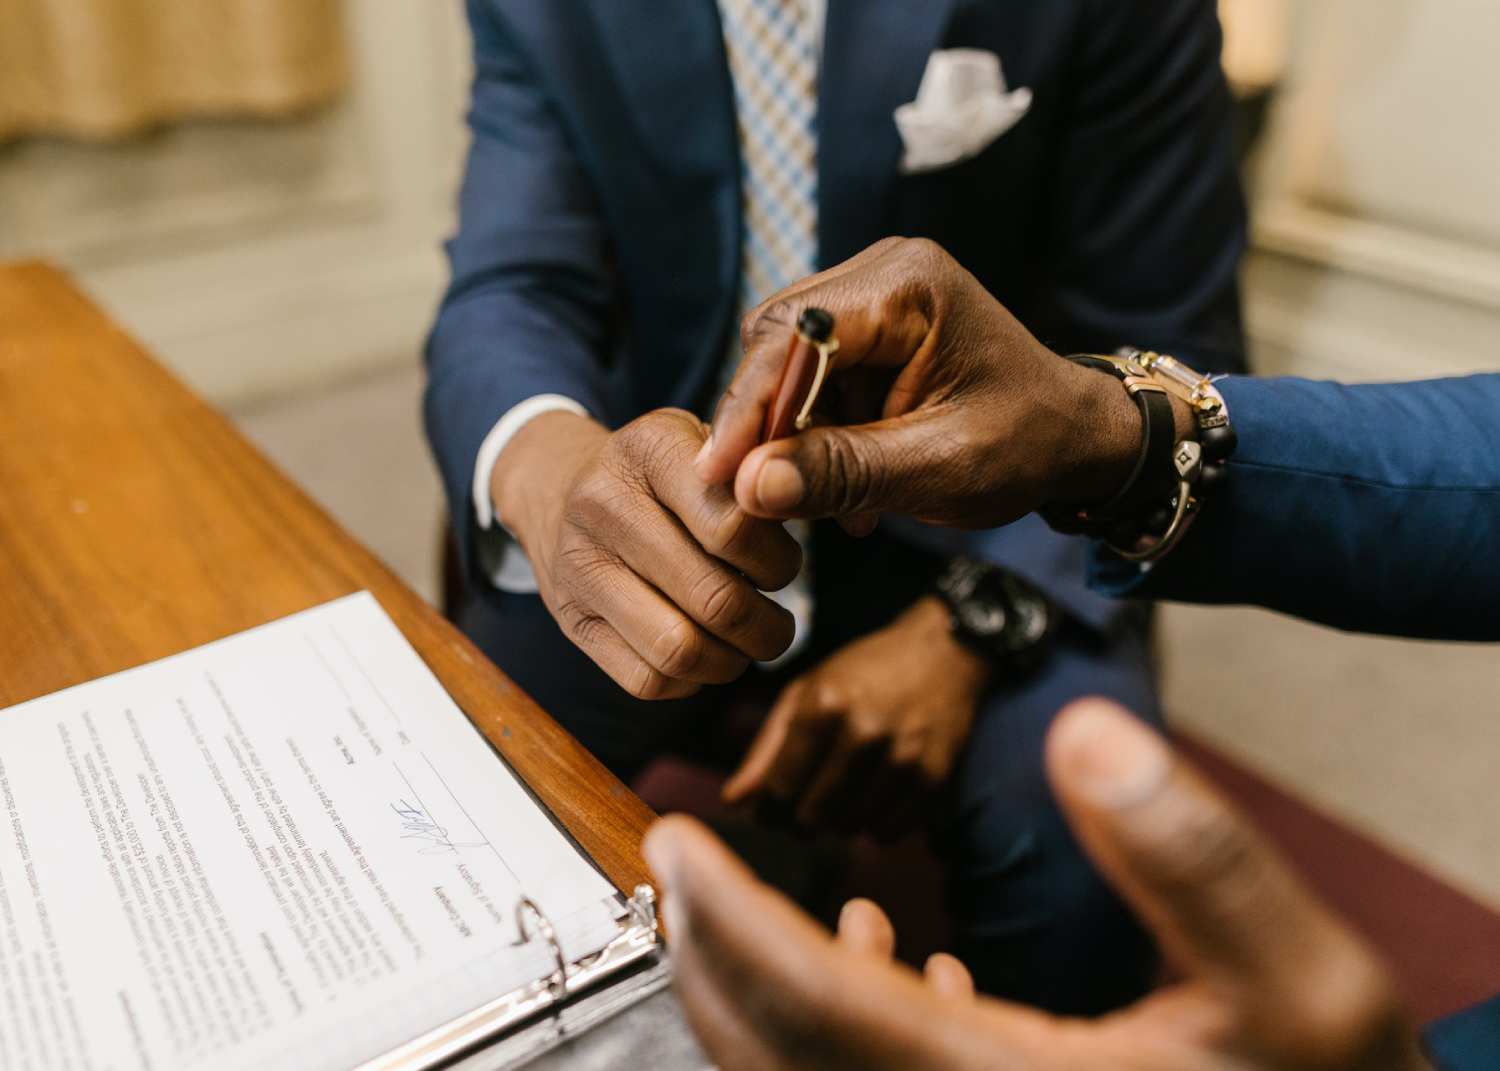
<box><xmin>957</xmin><ymin>600</ymin><xmax>1008</xmax><ymax>639</ymax></box>
<box><xmin>1002</xmin><ymin>589</ymin><xmax>1053</xmax><ymax>651</ymax></box>
<box><xmin>939</xmin><ymin>560</ymin><xmax>1057</xmax><ymax>666</ymax></box>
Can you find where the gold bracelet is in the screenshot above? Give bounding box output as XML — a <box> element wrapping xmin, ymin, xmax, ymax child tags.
<box><xmin>1099</xmin><ymin>350</ymin><xmax>1234</xmax><ymax>563</ymax></box>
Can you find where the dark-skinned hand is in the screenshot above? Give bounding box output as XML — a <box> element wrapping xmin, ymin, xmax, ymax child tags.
<box><xmin>722</xmin><ymin>595</ymin><xmax>988</xmax><ymax>840</ymax></box>
<box><xmin>646</xmin><ymin>699</ymin><xmax>1431</xmax><ymax>1071</ymax></box>
<box><xmin>695</xmin><ymin>237</ymin><xmax>1190</xmax><ymax>532</ymax></box>
<box><xmin>493</xmin><ymin>408</ymin><xmax>800</xmax><ymax>699</ymax></box>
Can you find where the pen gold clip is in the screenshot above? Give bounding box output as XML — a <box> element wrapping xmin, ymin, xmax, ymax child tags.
<box><xmin>793</xmin><ymin>336</ymin><xmax>839</xmax><ymax>431</ymax></box>
<box><xmin>761</xmin><ymin>307</ymin><xmax>838</xmax><ymax>443</ymax></box>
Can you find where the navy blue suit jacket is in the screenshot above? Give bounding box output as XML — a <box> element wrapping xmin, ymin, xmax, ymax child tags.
<box><xmin>1095</xmin><ymin>374</ymin><xmax>1500</xmax><ymax>641</ymax></box>
<box><xmin>426</xmin><ymin>0</ymin><xmax>1248</xmax><ymax>627</ymax></box>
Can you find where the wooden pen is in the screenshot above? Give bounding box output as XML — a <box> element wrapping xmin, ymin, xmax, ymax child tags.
<box><xmin>761</xmin><ymin>308</ymin><xmax>837</xmax><ymax>443</ymax></box>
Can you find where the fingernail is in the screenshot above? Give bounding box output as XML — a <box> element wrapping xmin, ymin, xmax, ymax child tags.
<box><xmin>694</xmin><ymin>431</ymin><xmax>715</xmax><ymax>468</ymax></box>
<box><xmin>643</xmin><ymin>823</ymin><xmax>680</xmax><ymax>885</ymax></box>
<box><xmin>1055</xmin><ymin>702</ymin><xmax>1170</xmax><ymax>811</ymax></box>
<box><xmin>837</xmin><ymin>898</ymin><xmax>886</xmax><ymax>941</ymax></box>
<box><xmin>754</xmin><ymin>459</ymin><xmax>805</xmax><ymax>512</ymax></box>
<box><xmin>837</xmin><ymin>899</ymin><xmax>863</xmax><ymax>934</ymax></box>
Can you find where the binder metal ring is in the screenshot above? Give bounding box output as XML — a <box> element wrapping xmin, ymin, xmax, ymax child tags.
<box><xmin>358</xmin><ymin>888</ymin><xmax>662</xmax><ymax>1071</ymax></box>
<box><xmin>515</xmin><ymin>897</ymin><xmax>568</xmax><ymax>1008</ymax></box>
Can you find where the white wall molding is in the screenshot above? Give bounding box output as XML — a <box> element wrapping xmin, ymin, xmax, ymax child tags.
<box><xmin>1244</xmin><ymin>248</ymin><xmax>1500</xmax><ymax>383</ymax></box>
<box><xmin>1239</xmin><ymin>1</ymin><xmax>1500</xmax><ymax>384</ymax></box>
<box><xmin>1255</xmin><ymin>199</ymin><xmax>1500</xmax><ymax>315</ymax></box>
<box><xmin>1244</xmin><ymin>200</ymin><xmax>1500</xmax><ymax>384</ymax></box>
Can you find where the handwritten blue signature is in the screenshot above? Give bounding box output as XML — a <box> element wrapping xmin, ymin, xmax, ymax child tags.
<box><xmin>390</xmin><ymin>799</ymin><xmax>483</xmax><ymax>855</ymax></box>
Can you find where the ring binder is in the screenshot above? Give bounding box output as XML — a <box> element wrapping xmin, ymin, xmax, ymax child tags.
<box><xmin>357</xmin><ymin>886</ymin><xmax>662</xmax><ymax>1071</ymax></box>
<box><xmin>515</xmin><ymin>898</ymin><xmax>569</xmax><ymax>1008</ymax></box>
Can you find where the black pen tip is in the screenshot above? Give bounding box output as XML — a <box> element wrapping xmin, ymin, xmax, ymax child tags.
<box><xmin>798</xmin><ymin>307</ymin><xmax>834</xmax><ymax>342</ymax></box>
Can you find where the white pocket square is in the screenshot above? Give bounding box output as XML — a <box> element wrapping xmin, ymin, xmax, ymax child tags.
<box><xmin>894</xmin><ymin>49</ymin><xmax>1032</xmax><ymax>175</ymax></box>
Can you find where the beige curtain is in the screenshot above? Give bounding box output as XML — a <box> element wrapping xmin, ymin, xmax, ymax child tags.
<box><xmin>0</xmin><ymin>0</ymin><xmax>347</xmax><ymax>142</ymax></box>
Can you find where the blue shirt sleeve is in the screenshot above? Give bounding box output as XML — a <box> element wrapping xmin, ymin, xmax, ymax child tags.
<box><xmin>1091</xmin><ymin>374</ymin><xmax>1500</xmax><ymax>641</ymax></box>
<box><xmin>1426</xmin><ymin>994</ymin><xmax>1500</xmax><ymax>1071</ymax></box>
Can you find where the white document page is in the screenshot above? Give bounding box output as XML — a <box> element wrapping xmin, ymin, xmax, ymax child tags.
<box><xmin>0</xmin><ymin>592</ymin><xmax>622</xmax><ymax>1071</ymax></box>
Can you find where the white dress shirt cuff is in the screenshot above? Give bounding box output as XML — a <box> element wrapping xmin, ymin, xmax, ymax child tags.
<box><xmin>471</xmin><ymin>394</ymin><xmax>589</xmax><ymax>593</ymax></box>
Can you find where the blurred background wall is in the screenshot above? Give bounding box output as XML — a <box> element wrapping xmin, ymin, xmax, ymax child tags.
<box><xmin>0</xmin><ymin>0</ymin><xmax>469</xmax><ymax>404</ymax></box>
<box><xmin>1240</xmin><ymin>0</ymin><xmax>1500</xmax><ymax>384</ymax></box>
<box><xmin>2</xmin><ymin>1</ymin><xmax>1497</xmax><ymax>911</ymax></box>
<box><xmin>6</xmin><ymin>2</ymin><xmax>1498</xmax><ymax>401</ymax></box>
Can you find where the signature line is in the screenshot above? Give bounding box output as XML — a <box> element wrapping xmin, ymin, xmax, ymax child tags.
<box><xmin>392</xmin><ymin>765</ymin><xmax>481</xmax><ymax>854</ymax></box>
<box><xmin>421</xmin><ymin>754</ymin><xmax>521</xmax><ymax>887</ymax></box>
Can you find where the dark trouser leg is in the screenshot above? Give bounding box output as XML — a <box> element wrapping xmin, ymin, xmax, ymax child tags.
<box><xmin>939</xmin><ymin>621</ymin><xmax>1161</xmax><ymax>1014</ymax></box>
<box><xmin>810</xmin><ymin>522</ymin><xmax>1160</xmax><ymax>1014</ymax></box>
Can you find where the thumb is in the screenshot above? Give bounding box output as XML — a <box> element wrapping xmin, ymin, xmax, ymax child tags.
<box><xmin>1044</xmin><ymin>700</ymin><xmax>1367</xmax><ymax>991</ymax></box>
<box><xmin>733</xmin><ymin>412</ymin><xmax>952</xmax><ymax>522</ymax></box>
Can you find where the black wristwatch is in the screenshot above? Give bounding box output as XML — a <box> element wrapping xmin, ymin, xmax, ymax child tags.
<box><xmin>933</xmin><ymin>557</ymin><xmax>1057</xmax><ymax>673</ymax></box>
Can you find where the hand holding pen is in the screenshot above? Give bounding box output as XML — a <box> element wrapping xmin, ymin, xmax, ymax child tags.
<box><xmin>695</xmin><ymin>237</ymin><xmax>1147</xmax><ymax>532</ymax></box>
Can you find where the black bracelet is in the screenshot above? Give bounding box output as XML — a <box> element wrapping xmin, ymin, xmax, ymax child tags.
<box><xmin>1040</xmin><ymin>355</ymin><xmax>1178</xmax><ymax>539</ymax></box>
<box><xmin>1044</xmin><ymin>349</ymin><xmax>1236</xmax><ymax>562</ymax></box>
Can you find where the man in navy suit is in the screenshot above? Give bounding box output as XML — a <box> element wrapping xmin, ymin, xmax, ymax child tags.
<box><xmin>424</xmin><ymin>0</ymin><xmax>1247</xmax><ymax>1012</ymax></box>
<box><xmin>655</xmin><ymin>237</ymin><xmax>1500</xmax><ymax>1071</ymax></box>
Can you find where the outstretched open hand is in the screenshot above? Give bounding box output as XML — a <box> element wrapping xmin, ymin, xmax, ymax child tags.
<box><xmin>646</xmin><ymin>699</ymin><xmax>1430</xmax><ymax>1071</ymax></box>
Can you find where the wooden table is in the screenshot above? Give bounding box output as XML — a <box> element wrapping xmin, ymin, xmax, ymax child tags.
<box><xmin>0</xmin><ymin>261</ymin><xmax>656</xmax><ymax>900</ymax></box>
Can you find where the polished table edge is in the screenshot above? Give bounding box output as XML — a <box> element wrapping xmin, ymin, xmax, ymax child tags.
<box><xmin>0</xmin><ymin>259</ymin><xmax>658</xmax><ymax>901</ymax></box>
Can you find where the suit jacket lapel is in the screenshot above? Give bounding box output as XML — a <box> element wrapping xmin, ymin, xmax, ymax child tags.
<box><xmin>818</xmin><ymin>0</ymin><xmax>960</xmax><ymax>265</ymax></box>
<box><xmin>580</xmin><ymin>0</ymin><xmax>741</xmax><ymax>407</ymax></box>
<box><xmin>581</xmin><ymin>0</ymin><xmax>738</xmax><ymax>184</ymax></box>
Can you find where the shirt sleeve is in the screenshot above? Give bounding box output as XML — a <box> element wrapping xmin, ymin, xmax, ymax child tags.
<box><xmin>470</xmin><ymin>394</ymin><xmax>589</xmax><ymax>594</ymax></box>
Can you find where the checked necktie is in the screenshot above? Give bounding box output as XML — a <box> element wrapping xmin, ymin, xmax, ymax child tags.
<box><xmin>717</xmin><ymin>0</ymin><xmax>822</xmax><ymax>658</ymax></box>
<box><xmin>719</xmin><ymin>0</ymin><xmax>820</xmax><ymax>310</ymax></box>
